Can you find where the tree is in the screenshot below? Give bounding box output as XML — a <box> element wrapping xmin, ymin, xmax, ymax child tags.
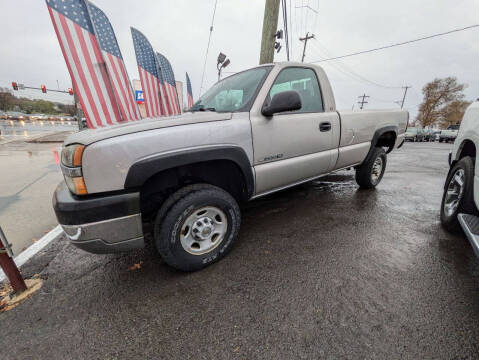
<box><xmin>57</xmin><ymin>103</ymin><xmax>76</xmax><ymax>116</ymax></box>
<box><xmin>416</xmin><ymin>77</ymin><xmax>467</xmax><ymax>128</ymax></box>
<box><xmin>0</xmin><ymin>91</ymin><xmax>15</xmax><ymax>111</ymax></box>
<box><xmin>441</xmin><ymin>100</ymin><xmax>471</xmax><ymax>128</ymax></box>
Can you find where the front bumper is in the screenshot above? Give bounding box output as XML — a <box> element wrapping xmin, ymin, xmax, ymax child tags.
<box><xmin>52</xmin><ymin>182</ymin><xmax>144</xmax><ymax>253</ymax></box>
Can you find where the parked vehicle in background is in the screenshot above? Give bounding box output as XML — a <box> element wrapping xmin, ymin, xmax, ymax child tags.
<box><xmin>439</xmin><ymin>124</ymin><xmax>460</xmax><ymax>143</ymax></box>
<box><xmin>441</xmin><ymin>102</ymin><xmax>479</xmax><ymax>258</ymax></box>
<box><xmin>53</xmin><ymin>62</ymin><xmax>408</xmax><ymax>272</ymax></box>
<box><xmin>432</xmin><ymin>130</ymin><xmax>441</xmax><ymax>142</ymax></box>
<box><xmin>405</xmin><ymin>127</ymin><xmax>425</xmax><ymax>142</ymax></box>
<box><xmin>422</xmin><ymin>128</ymin><xmax>434</xmax><ymax>142</ymax></box>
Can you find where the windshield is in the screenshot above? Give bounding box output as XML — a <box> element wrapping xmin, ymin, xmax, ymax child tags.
<box><xmin>407</xmin><ymin>128</ymin><xmax>418</xmax><ymax>134</ymax></box>
<box><xmin>190</xmin><ymin>66</ymin><xmax>272</xmax><ymax>113</ymax></box>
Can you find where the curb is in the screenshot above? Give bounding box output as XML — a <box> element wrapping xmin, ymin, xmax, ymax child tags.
<box><xmin>0</xmin><ymin>225</ymin><xmax>63</xmax><ymax>283</ymax></box>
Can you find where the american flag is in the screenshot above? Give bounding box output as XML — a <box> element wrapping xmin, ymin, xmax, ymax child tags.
<box><xmin>186</xmin><ymin>72</ymin><xmax>194</xmax><ymax>109</ymax></box>
<box><xmin>89</xmin><ymin>2</ymin><xmax>141</xmax><ymax>122</ymax></box>
<box><xmin>131</xmin><ymin>27</ymin><xmax>166</xmax><ymax>117</ymax></box>
<box><xmin>157</xmin><ymin>53</ymin><xmax>180</xmax><ymax>115</ymax></box>
<box><xmin>46</xmin><ymin>0</ymin><xmax>121</xmax><ymax>128</ymax></box>
<box><xmin>155</xmin><ymin>54</ymin><xmax>173</xmax><ymax>116</ymax></box>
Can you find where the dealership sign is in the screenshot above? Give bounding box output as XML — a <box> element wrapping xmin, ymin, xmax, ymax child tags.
<box><xmin>135</xmin><ymin>90</ymin><xmax>144</xmax><ymax>104</ymax></box>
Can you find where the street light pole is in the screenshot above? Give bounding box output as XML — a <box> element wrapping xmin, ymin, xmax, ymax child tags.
<box><xmin>217</xmin><ymin>53</ymin><xmax>231</xmax><ymax>81</ymax></box>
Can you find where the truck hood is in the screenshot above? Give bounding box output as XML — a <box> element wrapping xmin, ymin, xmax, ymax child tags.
<box><xmin>65</xmin><ymin>112</ymin><xmax>233</xmax><ymax>146</ymax></box>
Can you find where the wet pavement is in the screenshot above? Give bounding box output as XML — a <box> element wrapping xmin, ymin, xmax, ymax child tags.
<box><xmin>0</xmin><ymin>122</ymin><xmax>75</xmax><ymax>254</ymax></box>
<box><xmin>2</xmin><ymin>142</ymin><xmax>479</xmax><ymax>359</ymax></box>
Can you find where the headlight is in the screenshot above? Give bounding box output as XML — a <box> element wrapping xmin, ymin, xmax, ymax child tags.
<box><xmin>61</xmin><ymin>144</ymin><xmax>84</xmax><ymax>167</ymax></box>
<box><xmin>61</xmin><ymin>144</ymin><xmax>87</xmax><ymax>195</ymax></box>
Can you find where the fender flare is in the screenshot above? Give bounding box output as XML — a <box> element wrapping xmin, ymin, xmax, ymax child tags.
<box><xmin>124</xmin><ymin>145</ymin><xmax>255</xmax><ymax>198</ymax></box>
<box><xmin>363</xmin><ymin>126</ymin><xmax>398</xmax><ymax>164</ymax></box>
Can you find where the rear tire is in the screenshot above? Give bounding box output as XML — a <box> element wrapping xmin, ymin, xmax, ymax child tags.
<box><xmin>440</xmin><ymin>156</ymin><xmax>478</xmax><ymax>232</ymax></box>
<box><xmin>355</xmin><ymin>147</ymin><xmax>387</xmax><ymax>189</ymax></box>
<box><xmin>154</xmin><ymin>184</ymin><xmax>241</xmax><ymax>271</ymax></box>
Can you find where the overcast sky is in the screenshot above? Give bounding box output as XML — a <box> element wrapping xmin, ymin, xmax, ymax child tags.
<box><xmin>1</xmin><ymin>0</ymin><xmax>479</xmax><ymax>119</ymax></box>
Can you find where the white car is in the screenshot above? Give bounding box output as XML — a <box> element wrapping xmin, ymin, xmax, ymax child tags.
<box><xmin>439</xmin><ymin>124</ymin><xmax>460</xmax><ymax>143</ymax></box>
<box><xmin>441</xmin><ymin>101</ymin><xmax>479</xmax><ymax>257</ymax></box>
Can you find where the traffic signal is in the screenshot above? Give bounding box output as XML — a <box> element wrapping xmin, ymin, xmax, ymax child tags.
<box><xmin>68</xmin><ymin>88</ymin><xmax>74</xmax><ymax>95</ymax></box>
<box><xmin>12</xmin><ymin>82</ymin><xmax>18</xmax><ymax>91</ymax></box>
<box><xmin>41</xmin><ymin>85</ymin><xmax>47</xmax><ymax>93</ymax></box>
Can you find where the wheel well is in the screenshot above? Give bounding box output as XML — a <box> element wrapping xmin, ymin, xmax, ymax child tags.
<box><xmin>375</xmin><ymin>130</ymin><xmax>397</xmax><ymax>153</ymax></box>
<box><xmin>458</xmin><ymin>140</ymin><xmax>476</xmax><ymax>160</ymax></box>
<box><xmin>139</xmin><ymin>160</ymin><xmax>247</xmax><ymax>221</ymax></box>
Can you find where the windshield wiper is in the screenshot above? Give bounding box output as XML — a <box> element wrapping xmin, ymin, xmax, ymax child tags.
<box><xmin>190</xmin><ymin>104</ymin><xmax>215</xmax><ymax>112</ymax></box>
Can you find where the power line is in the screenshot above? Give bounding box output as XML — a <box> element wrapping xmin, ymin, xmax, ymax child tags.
<box><xmin>311</xmin><ymin>24</ymin><xmax>479</xmax><ymax>63</ymax></box>
<box><xmin>310</xmin><ymin>40</ymin><xmax>402</xmax><ymax>89</ymax></box>
<box><xmin>199</xmin><ymin>0</ymin><xmax>219</xmax><ymax>96</ymax></box>
<box><xmin>369</xmin><ymin>96</ymin><xmax>398</xmax><ymax>103</ymax></box>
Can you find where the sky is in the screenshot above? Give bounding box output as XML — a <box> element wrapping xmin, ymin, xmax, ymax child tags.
<box><xmin>1</xmin><ymin>0</ymin><xmax>479</xmax><ymax>120</ymax></box>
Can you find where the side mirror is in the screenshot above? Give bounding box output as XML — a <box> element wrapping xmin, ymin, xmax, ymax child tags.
<box><xmin>262</xmin><ymin>90</ymin><xmax>302</xmax><ymax>117</ymax></box>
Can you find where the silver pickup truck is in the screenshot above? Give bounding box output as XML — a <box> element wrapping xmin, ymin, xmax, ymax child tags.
<box><xmin>53</xmin><ymin>62</ymin><xmax>408</xmax><ymax>271</ymax></box>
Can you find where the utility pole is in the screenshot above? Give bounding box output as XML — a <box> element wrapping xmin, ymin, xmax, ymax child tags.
<box><xmin>358</xmin><ymin>93</ymin><xmax>370</xmax><ymax>110</ymax></box>
<box><xmin>259</xmin><ymin>0</ymin><xmax>281</xmax><ymax>64</ymax></box>
<box><xmin>400</xmin><ymin>86</ymin><xmax>411</xmax><ymax>109</ymax></box>
<box><xmin>300</xmin><ymin>32</ymin><xmax>315</xmax><ymax>62</ymax></box>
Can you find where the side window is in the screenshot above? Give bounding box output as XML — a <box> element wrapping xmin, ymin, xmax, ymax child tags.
<box><xmin>269</xmin><ymin>67</ymin><xmax>324</xmax><ymax>113</ymax></box>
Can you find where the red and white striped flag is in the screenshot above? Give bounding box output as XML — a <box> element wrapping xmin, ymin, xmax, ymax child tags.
<box><xmin>46</xmin><ymin>0</ymin><xmax>121</xmax><ymax>128</ymax></box>
<box><xmin>131</xmin><ymin>27</ymin><xmax>166</xmax><ymax>117</ymax></box>
<box><xmin>157</xmin><ymin>53</ymin><xmax>181</xmax><ymax>115</ymax></box>
<box><xmin>89</xmin><ymin>2</ymin><xmax>141</xmax><ymax>122</ymax></box>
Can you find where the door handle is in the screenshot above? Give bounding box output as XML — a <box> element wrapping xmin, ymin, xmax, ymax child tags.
<box><xmin>319</xmin><ymin>122</ymin><xmax>331</xmax><ymax>132</ymax></box>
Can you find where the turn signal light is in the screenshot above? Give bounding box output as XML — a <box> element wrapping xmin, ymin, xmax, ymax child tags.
<box><xmin>73</xmin><ymin>177</ymin><xmax>88</xmax><ymax>195</ymax></box>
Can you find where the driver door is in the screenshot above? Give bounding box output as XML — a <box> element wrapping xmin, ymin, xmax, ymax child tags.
<box><xmin>251</xmin><ymin>66</ymin><xmax>337</xmax><ymax>195</ymax></box>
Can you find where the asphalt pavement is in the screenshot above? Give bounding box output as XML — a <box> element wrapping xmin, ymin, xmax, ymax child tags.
<box><xmin>2</xmin><ymin>142</ymin><xmax>479</xmax><ymax>359</ymax></box>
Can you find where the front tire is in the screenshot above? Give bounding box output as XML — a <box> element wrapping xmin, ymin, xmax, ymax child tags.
<box><xmin>355</xmin><ymin>147</ymin><xmax>387</xmax><ymax>189</ymax></box>
<box><xmin>154</xmin><ymin>184</ymin><xmax>241</xmax><ymax>271</ymax></box>
<box><xmin>440</xmin><ymin>156</ymin><xmax>478</xmax><ymax>232</ymax></box>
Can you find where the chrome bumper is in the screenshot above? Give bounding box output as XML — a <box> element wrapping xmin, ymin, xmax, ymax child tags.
<box><xmin>61</xmin><ymin>214</ymin><xmax>144</xmax><ymax>254</ymax></box>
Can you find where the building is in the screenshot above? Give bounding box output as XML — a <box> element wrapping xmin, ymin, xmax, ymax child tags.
<box><xmin>175</xmin><ymin>81</ymin><xmax>183</xmax><ymax>112</ymax></box>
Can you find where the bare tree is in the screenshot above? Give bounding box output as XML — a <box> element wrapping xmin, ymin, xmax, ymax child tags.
<box><xmin>416</xmin><ymin>77</ymin><xmax>467</xmax><ymax>128</ymax></box>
